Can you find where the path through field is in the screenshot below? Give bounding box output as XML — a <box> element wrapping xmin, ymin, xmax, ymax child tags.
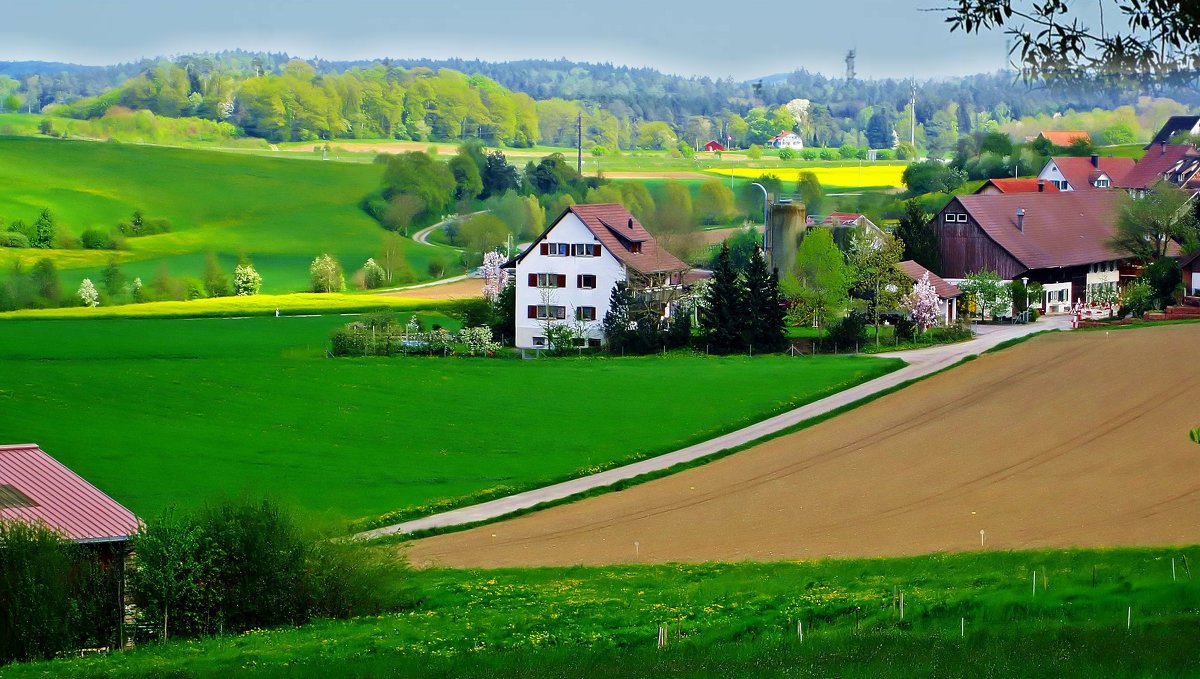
<box><xmin>409</xmin><ymin>323</ymin><xmax>1200</xmax><ymax>567</ymax></box>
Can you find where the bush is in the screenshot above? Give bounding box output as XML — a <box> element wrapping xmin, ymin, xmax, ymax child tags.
<box><xmin>894</xmin><ymin>315</ymin><xmax>917</xmax><ymax>342</ymax></box>
<box><xmin>310</xmin><ymin>254</ymin><xmax>345</xmax><ymax>293</ymax></box>
<box><xmin>233</xmin><ymin>263</ymin><xmax>262</xmax><ymax>296</ymax></box>
<box><xmin>117</xmin><ymin>211</ymin><xmax>172</xmax><ymax>237</ymax></box>
<box><xmin>876</xmin><ymin>149</ymin><xmax>895</xmax><ymax>160</ymax></box>
<box><xmin>799</xmin><ymin>148</ymin><xmax>818</xmax><ymax>160</ymax></box>
<box><xmin>824</xmin><ymin>311</ymin><xmax>868</xmax><ymax>350</ymax></box>
<box><xmin>0</xmin><ymin>232</ymin><xmax>29</xmax><ymax>248</ymax></box>
<box><xmin>819</xmin><ymin>148</ymin><xmax>838</xmax><ymax>161</ymax></box>
<box><xmin>777</xmin><ymin>147</ymin><xmax>796</xmax><ymax>160</ymax></box>
<box><xmin>80</xmin><ymin>227</ymin><xmax>116</xmax><ymax>250</ymax></box>
<box><xmin>361</xmin><ymin>258</ymin><xmax>387</xmax><ymax>289</ymax></box>
<box><xmin>1119</xmin><ymin>280</ymin><xmax>1155</xmax><ymax>318</ymax></box>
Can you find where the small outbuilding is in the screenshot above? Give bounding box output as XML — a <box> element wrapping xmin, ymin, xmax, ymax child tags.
<box><xmin>703</xmin><ymin>140</ymin><xmax>726</xmax><ymax>152</ymax></box>
<box><xmin>896</xmin><ymin>260</ymin><xmax>960</xmax><ymax>325</ymax></box>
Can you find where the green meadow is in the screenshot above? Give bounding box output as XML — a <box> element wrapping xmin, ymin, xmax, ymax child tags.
<box><xmin>0</xmin><ymin>135</ymin><xmax>452</xmax><ymax>293</ymax></box>
<box><xmin>0</xmin><ymin>316</ymin><xmax>898</xmax><ymax>526</ymax></box>
<box><xmin>7</xmin><ymin>547</ymin><xmax>1198</xmax><ymax>677</ymax></box>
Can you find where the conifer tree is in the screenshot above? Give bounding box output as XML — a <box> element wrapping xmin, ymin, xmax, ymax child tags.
<box><xmin>700</xmin><ymin>242</ymin><xmax>744</xmax><ymax>354</ymax></box>
<box><xmin>743</xmin><ymin>246</ymin><xmax>788</xmax><ymax>353</ymax></box>
<box><xmin>602</xmin><ymin>281</ymin><xmax>634</xmax><ymax>353</ymax></box>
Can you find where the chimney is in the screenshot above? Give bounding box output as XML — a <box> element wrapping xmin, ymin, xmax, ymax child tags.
<box><xmin>627</xmin><ymin>218</ymin><xmax>633</xmax><ymax>229</ymax></box>
<box><xmin>1161</xmin><ymin>140</ymin><xmax>1167</xmax><ymax>155</ymax></box>
<box><xmin>1037</xmin><ymin>179</ymin><xmax>1045</xmax><ymax>192</ymax></box>
<box><xmin>1090</xmin><ymin>154</ymin><xmax>1099</xmax><ymax>168</ymax></box>
<box><xmin>1016</xmin><ymin>207</ymin><xmax>1026</xmax><ymax>232</ymax></box>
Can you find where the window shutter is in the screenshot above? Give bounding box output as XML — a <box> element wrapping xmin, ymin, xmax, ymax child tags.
<box><xmin>576</xmin><ymin>274</ymin><xmax>582</xmax><ymax>288</ymax></box>
<box><xmin>528</xmin><ymin>273</ymin><xmax>537</xmax><ymax>287</ymax></box>
<box><xmin>557</xmin><ymin>274</ymin><xmax>566</xmax><ymax>288</ymax></box>
<box><xmin>540</xmin><ymin>243</ymin><xmax>549</xmax><ymax>255</ymax></box>
<box><xmin>527</xmin><ymin>305</ymin><xmax>537</xmax><ymax>319</ymax></box>
<box><xmin>592</xmin><ymin>244</ymin><xmax>601</xmax><ymax>257</ymax></box>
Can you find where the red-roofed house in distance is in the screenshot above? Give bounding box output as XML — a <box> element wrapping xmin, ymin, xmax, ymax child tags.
<box><xmin>703</xmin><ymin>140</ymin><xmax>725</xmax><ymax>152</ymax></box>
<box><xmin>934</xmin><ymin>191</ymin><xmax>1139</xmax><ymax>313</ymax></box>
<box><xmin>1037</xmin><ymin>154</ymin><xmax>1135</xmax><ymax>191</ymax></box>
<box><xmin>1037</xmin><ymin>130</ymin><xmax>1091</xmax><ymax>147</ymax></box>
<box><xmin>766</xmin><ymin>131</ymin><xmax>804</xmax><ymax>149</ymax></box>
<box><xmin>1118</xmin><ymin>142</ymin><xmax>1200</xmax><ymax>196</ymax></box>
<box><xmin>974</xmin><ymin>178</ymin><xmax>1060</xmax><ymax>195</ymax></box>
<box><xmin>896</xmin><ymin>260</ymin><xmax>961</xmax><ymax>325</ymax></box>
<box><xmin>508</xmin><ymin>204</ymin><xmax>689</xmax><ymax>349</ymax></box>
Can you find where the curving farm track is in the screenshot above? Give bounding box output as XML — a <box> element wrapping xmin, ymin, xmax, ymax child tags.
<box><xmin>409</xmin><ymin>324</ymin><xmax>1200</xmax><ymax>568</ymax></box>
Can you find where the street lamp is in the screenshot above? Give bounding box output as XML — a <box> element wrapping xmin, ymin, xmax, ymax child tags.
<box><xmin>750</xmin><ymin>182</ymin><xmax>769</xmax><ymax>251</ymax></box>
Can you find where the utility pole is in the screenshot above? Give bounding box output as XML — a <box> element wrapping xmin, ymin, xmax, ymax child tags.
<box><xmin>576</xmin><ymin>112</ymin><xmax>583</xmax><ymax>175</ymax></box>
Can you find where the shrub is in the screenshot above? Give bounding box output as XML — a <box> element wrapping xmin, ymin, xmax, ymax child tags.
<box><xmin>894</xmin><ymin>315</ymin><xmax>917</xmax><ymax>342</ymax></box>
<box><xmin>77</xmin><ymin>278</ymin><xmax>99</xmax><ymax>307</ymax></box>
<box><xmin>460</xmin><ymin>325</ymin><xmax>502</xmax><ymax>356</ymax></box>
<box><xmin>819</xmin><ymin>148</ymin><xmax>838</xmax><ymax>161</ymax></box>
<box><xmin>310</xmin><ymin>254</ymin><xmax>345</xmax><ymax>293</ymax></box>
<box><xmin>1119</xmin><ymin>280</ymin><xmax>1155</xmax><ymax>317</ymax></box>
<box><xmin>80</xmin><ymin>227</ymin><xmax>116</xmax><ymax>250</ymax></box>
<box><xmin>0</xmin><ymin>232</ymin><xmax>29</xmax><ymax>248</ymax></box>
<box><xmin>233</xmin><ymin>263</ymin><xmax>262</xmax><ymax>296</ymax></box>
<box><xmin>876</xmin><ymin>149</ymin><xmax>895</xmax><ymax>160</ymax></box>
<box><xmin>799</xmin><ymin>148</ymin><xmax>819</xmax><ymax>160</ymax></box>
<box><xmin>777</xmin><ymin>147</ymin><xmax>796</xmax><ymax>160</ymax></box>
<box><xmin>361</xmin><ymin>258</ymin><xmax>387</xmax><ymax>289</ymax></box>
<box><xmin>824</xmin><ymin>311</ymin><xmax>867</xmax><ymax>350</ymax></box>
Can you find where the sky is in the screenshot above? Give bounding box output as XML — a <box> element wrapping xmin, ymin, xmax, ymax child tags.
<box><xmin>0</xmin><ymin>0</ymin><xmax>1015</xmax><ymax>80</ymax></box>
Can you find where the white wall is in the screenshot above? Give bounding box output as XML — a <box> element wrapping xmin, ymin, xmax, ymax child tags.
<box><xmin>513</xmin><ymin>212</ymin><xmax>627</xmax><ymax>348</ymax></box>
<box><xmin>1036</xmin><ymin>160</ymin><xmax>1072</xmax><ymax>191</ymax></box>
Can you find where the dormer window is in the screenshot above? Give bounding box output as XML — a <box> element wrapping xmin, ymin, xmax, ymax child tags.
<box><xmin>1095</xmin><ymin>179</ymin><xmax>1110</xmax><ymax>188</ymax></box>
<box><xmin>631</xmin><ymin>242</ymin><xmax>642</xmax><ymax>254</ymax></box>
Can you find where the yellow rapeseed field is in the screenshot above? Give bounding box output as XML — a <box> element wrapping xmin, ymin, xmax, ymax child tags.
<box><xmin>0</xmin><ymin>292</ymin><xmax>444</xmax><ymax>320</ymax></box>
<box><xmin>706</xmin><ymin>164</ymin><xmax>906</xmax><ymax>190</ymax></box>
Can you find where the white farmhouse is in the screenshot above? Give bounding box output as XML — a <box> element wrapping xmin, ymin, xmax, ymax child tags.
<box><xmin>766</xmin><ymin>131</ymin><xmax>804</xmax><ymax>149</ymax></box>
<box><xmin>508</xmin><ymin>204</ymin><xmax>688</xmax><ymax>349</ymax></box>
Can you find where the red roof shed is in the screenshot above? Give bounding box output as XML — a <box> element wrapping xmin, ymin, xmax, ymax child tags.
<box><xmin>703</xmin><ymin>140</ymin><xmax>725</xmax><ymax>152</ymax></box>
<box><xmin>0</xmin><ymin>444</ymin><xmax>140</xmax><ymax>543</ymax></box>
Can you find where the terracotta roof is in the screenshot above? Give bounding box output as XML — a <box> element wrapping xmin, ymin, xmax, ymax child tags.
<box><xmin>769</xmin><ymin>131</ymin><xmax>799</xmax><ymax>141</ymax></box>
<box><xmin>0</xmin><ymin>444</ymin><xmax>140</xmax><ymax>543</ymax></box>
<box><xmin>955</xmin><ymin>191</ymin><xmax>1125</xmax><ymax>270</ymax></box>
<box><xmin>1049</xmin><ymin>156</ymin><xmax>1135</xmax><ymax>190</ymax></box>
<box><xmin>1120</xmin><ymin>144</ymin><xmax>1199</xmax><ymax>189</ymax></box>
<box><xmin>897</xmin><ymin>260</ymin><xmax>960</xmax><ymax>298</ymax></box>
<box><xmin>513</xmin><ymin>204</ymin><xmax>688</xmax><ymax>275</ymax></box>
<box><xmin>1147</xmin><ymin>116</ymin><xmax>1200</xmax><ymax>148</ymax></box>
<box><xmin>1180</xmin><ymin>249</ymin><xmax>1200</xmax><ymax>270</ymax></box>
<box><xmin>975</xmin><ymin>178</ymin><xmax>1060</xmax><ymax>194</ymax></box>
<box><xmin>1040</xmin><ymin>130</ymin><xmax>1091</xmax><ymax>146</ymax></box>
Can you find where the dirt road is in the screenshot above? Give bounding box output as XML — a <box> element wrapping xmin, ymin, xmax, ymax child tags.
<box><xmin>409</xmin><ymin>324</ymin><xmax>1200</xmax><ymax>567</ymax></box>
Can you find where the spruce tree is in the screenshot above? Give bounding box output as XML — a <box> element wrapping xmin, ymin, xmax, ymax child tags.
<box><xmin>602</xmin><ymin>281</ymin><xmax>633</xmax><ymax>353</ymax></box>
<box><xmin>700</xmin><ymin>243</ymin><xmax>744</xmax><ymax>354</ymax></box>
<box><xmin>743</xmin><ymin>246</ymin><xmax>788</xmax><ymax>353</ymax></box>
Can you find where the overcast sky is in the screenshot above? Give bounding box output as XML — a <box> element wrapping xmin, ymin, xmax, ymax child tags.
<box><xmin>1</xmin><ymin>0</ymin><xmax>1015</xmax><ymax>80</ymax></box>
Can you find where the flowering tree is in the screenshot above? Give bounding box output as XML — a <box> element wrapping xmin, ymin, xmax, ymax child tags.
<box><xmin>904</xmin><ymin>272</ymin><xmax>941</xmax><ymax>331</ymax></box>
<box><xmin>233</xmin><ymin>264</ymin><xmax>262</xmax><ymax>296</ymax></box>
<box><xmin>480</xmin><ymin>250</ymin><xmax>507</xmax><ymax>302</ymax></box>
<box><xmin>309</xmin><ymin>254</ymin><xmax>344</xmax><ymax>293</ymax></box>
<box><xmin>460</xmin><ymin>326</ymin><xmax>501</xmax><ymax>356</ymax></box>
<box><xmin>361</xmin><ymin>258</ymin><xmax>386</xmax><ymax>289</ymax></box>
<box><xmin>77</xmin><ymin>278</ymin><xmax>99</xmax><ymax>307</ymax></box>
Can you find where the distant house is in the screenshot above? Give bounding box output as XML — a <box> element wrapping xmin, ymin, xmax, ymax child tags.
<box><xmin>934</xmin><ymin>191</ymin><xmax>1136</xmax><ymax>312</ymax></box>
<box><xmin>1145</xmin><ymin>115</ymin><xmax>1200</xmax><ymax>148</ymax></box>
<box><xmin>766</xmin><ymin>131</ymin><xmax>804</xmax><ymax>149</ymax></box>
<box><xmin>1118</xmin><ymin>143</ymin><xmax>1200</xmax><ymax>195</ymax></box>
<box><xmin>974</xmin><ymin>178</ymin><xmax>1059</xmax><ymax>195</ymax></box>
<box><xmin>1038</xmin><ymin>130</ymin><xmax>1091</xmax><ymax>147</ymax></box>
<box><xmin>1036</xmin><ymin>154</ymin><xmax>1135</xmax><ymax>191</ymax></box>
<box><xmin>703</xmin><ymin>140</ymin><xmax>725</xmax><ymax>152</ymax></box>
<box><xmin>507</xmin><ymin>204</ymin><xmax>689</xmax><ymax>349</ymax></box>
<box><xmin>896</xmin><ymin>260</ymin><xmax>961</xmax><ymax>325</ymax></box>
<box><xmin>1181</xmin><ymin>249</ymin><xmax>1200</xmax><ymax>297</ymax></box>
<box><xmin>0</xmin><ymin>443</ymin><xmax>140</xmax><ymax>544</ymax></box>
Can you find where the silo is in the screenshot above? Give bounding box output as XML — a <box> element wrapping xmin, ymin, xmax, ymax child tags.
<box><xmin>766</xmin><ymin>201</ymin><xmax>807</xmax><ymax>277</ymax></box>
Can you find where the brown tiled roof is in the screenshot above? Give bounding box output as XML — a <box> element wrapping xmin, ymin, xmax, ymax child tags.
<box><xmin>1050</xmin><ymin>156</ymin><xmax>1135</xmax><ymax>190</ymax></box>
<box><xmin>1120</xmin><ymin>144</ymin><xmax>1198</xmax><ymax>189</ymax></box>
<box><xmin>975</xmin><ymin>178</ymin><xmax>1060</xmax><ymax>194</ymax></box>
<box><xmin>0</xmin><ymin>444</ymin><xmax>140</xmax><ymax>543</ymax></box>
<box><xmin>955</xmin><ymin>191</ymin><xmax>1125</xmax><ymax>270</ymax></box>
<box><xmin>1180</xmin><ymin>249</ymin><xmax>1200</xmax><ymax>270</ymax></box>
<box><xmin>1040</xmin><ymin>130</ymin><xmax>1091</xmax><ymax>146</ymax></box>
<box><xmin>897</xmin><ymin>260</ymin><xmax>960</xmax><ymax>298</ymax></box>
<box><xmin>513</xmin><ymin>204</ymin><xmax>688</xmax><ymax>275</ymax></box>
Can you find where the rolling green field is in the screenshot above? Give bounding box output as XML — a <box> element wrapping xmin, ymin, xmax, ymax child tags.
<box><xmin>0</xmin><ymin>316</ymin><xmax>898</xmax><ymax>525</ymax></box>
<box><xmin>0</xmin><ymin>136</ymin><xmax>451</xmax><ymax>293</ymax></box>
<box><xmin>7</xmin><ymin>547</ymin><xmax>1198</xmax><ymax>677</ymax></box>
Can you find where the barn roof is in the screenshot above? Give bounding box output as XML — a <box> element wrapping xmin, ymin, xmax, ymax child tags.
<box><xmin>1050</xmin><ymin>156</ymin><xmax>1135</xmax><ymax>190</ymax></box>
<box><xmin>511</xmin><ymin>204</ymin><xmax>688</xmax><ymax>275</ymax></box>
<box><xmin>975</xmin><ymin>178</ymin><xmax>1060</xmax><ymax>194</ymax></box>
<box><xmin>1040</xmin><ymin>130</ymin><xmax>1091</xmax><ymax>146</ymax></box>
<box><xmin>897</xmin><ymin>260</ymin><xmax>960</xmax><ymax>298</ymax></box>
<box><xmin>0</xmin><ymin>444</ymin><xmax>140</xmax><ymax>544</ymax></box>
<box><xmin>955</xmin><ymin>191</ymin><xmax>1126</xmax><ymax>270</ymax></box>
<box><xmin>1120</xmin><ymin>144</ymin><xmax>1199</xmax><ymax>190</ymax></box>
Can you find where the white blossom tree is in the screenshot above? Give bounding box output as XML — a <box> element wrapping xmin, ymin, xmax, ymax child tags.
<box><xmin>78</xmin><ymin>278</ymin><xmax>99</xmax><ymax>307</ymax></box>
<box><xmin>233</xmin><ymin>264</ymin><xmax>262</xmax><ymax>296</ymax></box>
<box><xmin>904</xmin><ymin>272</ymin><xmax>941</xmax><ymax>331</ymax></box>
<box><xmin>309</xmin><ymin>254</ymin><xmax>344</xmax><ymax>293</ymax></box>
<box><xmin>480</xmin><ymin>250</ymin><xmax>507</xmax><ymax>302</ymax></box>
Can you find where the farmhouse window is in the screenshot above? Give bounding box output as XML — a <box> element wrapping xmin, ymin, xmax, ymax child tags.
<box><xmin>588</xmin><ymin>338</ymin><xmax>602</xmax><ymax>348</ymax></box>
<box><xmin>576</xmin><ymin>306</ymin><xmax>597</xmax><ymax>321</ymax></box>
<box><xmin>577</xmin><ymin>274</ymin><xmax>597</xmax><ymax>289</ymax></box>
<box><xmin>631</xmin><ymin>242</ymin><xmax>642</xmax><ymax>253</ymax></box>
<box><xmin>542</xmin><ymin>242</ymin><xmax>569</xmax><ymax>257</ymax></box>
<box><xmin>572</xmin><ymin>243</ymin><xmax>601</xmax><ymax>257</ymax></box>
<box><xmin>532</xmin><ymin>336</ymin><xmax>546</xmax><ymax>346</ymax></box>
<box><xmin>534</xmin><ymin>305</ymin><xmax>567</xmax><ymax>320</ymax></box>
<box><xmin>535</xmin><ymin>273</ymin><xmax>567</xmax><ymax>288</ymax></box>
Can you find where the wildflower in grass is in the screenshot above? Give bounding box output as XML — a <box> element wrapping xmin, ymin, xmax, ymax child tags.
<box><xmin>78</xmin><ymin>277</ymin><xmax>99</xmax><ymax>307</ymax></box>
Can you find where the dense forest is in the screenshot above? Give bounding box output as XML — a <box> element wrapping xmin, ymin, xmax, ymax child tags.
<box><xmin>0</xmin><ymin>51</ymin><xmax>1194</xmax><ymax>153</ymax></box>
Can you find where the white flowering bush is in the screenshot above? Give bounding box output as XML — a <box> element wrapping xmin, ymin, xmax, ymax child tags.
<box><xmin>460</xmin><ymin>326</ymin><xmax>501</xmax><ymax>356</ymax></box>
<box><xmin>428</xmin><ymin>327</ymin><xmax>454</xmax><ymax>354</ymax></box>
<box><xmin>309</xmin><ymin>254</ymin><xmax>344</xmax><ymax>293</ymax></box>
<box><xmin>233</xmin><ymin>264</ymin><xmax>262</xmax><ymax>296</ymax></box>
<box><xmin>480</xmin><ymin>250</ymin><xmax>507</xmax><ymax>301</ymax></box>
<box><xmin>361</xmin><ymin>258</ymin><xmax>386</xmax><ymax>289</ymax></box>
<box><xmin>903</xmin><ymin>272</ymin><xmax>941</xmax><ymax>331</ymax></box>
<box><xmin>78</xmin><ymin>278</ymin><xmax>99</xmax><ymax>308</ymax></box>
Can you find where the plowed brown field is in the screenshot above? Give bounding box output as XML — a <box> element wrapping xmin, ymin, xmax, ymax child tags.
<box><xmin>409</xmin><ymin>324</ymin><xmax>1200</xmax><ymax>568</ymax></box>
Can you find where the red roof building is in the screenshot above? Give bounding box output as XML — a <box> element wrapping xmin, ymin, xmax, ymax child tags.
<box><xmin>974</xmin><ymin>178</ymin><xmax>1060</xmax><ymax>194</ymax></box>
<box><xmin>0</xmin><ymin>444</ymin><xmax>140</xmax><ymax>543</ymax></box>
<box><xmin>1038</xmin><ymin>130</ymin><xmax>1091</xmax><ymax>147</ymax></box>
<box><xmin>1037</xmin><ymin>155</ymin><xmax>1135</xmax><ymax>192</ymax></box>
<box><xmin>703</xmin><ymin>140</ymin><xmax>725</xmax><ymax>152</ymax></box>
<box><xmin>1119</xmin><ymin>143</ymin><xmax>1200</xmax><ymax>193</ymax></box>
<box><xmin>897</xmin><ymin>260</ymin><xmax>960</xmax><ymax>324</ymax></box>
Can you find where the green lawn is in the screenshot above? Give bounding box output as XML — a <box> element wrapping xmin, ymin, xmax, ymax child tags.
<box><xmin>7</xmin><ymin>547</ymin><xmax>1199</xmax><ymax>677</ymax></box>
<box><xmin>0</xmin><ymin>136</ymin><xmax>454</xmax><ymax>293</ymax></box>
<box><xmin>0</xmin><ymin>316</ymin><xmax>899</xmax><ymax>526</ymax></box>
